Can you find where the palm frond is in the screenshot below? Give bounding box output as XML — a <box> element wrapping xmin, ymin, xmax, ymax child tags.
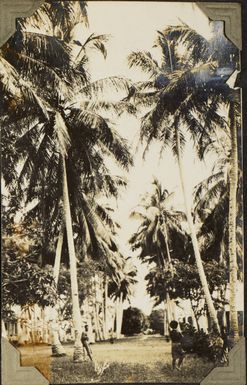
<box><xmin>194</xmin><ymin>179</ymin><xmax>227</xmax><ymax>220</ymax></box>
<box><xmin>8</xmin><ymin>30</ymin><xmax>71</xmax><ymax>69</ymax></box>
<box><xmin>4</xmin><ymin>50</ymin><xmax>72</xmax><ymax>100</ymax></box>
<box><xmin>74</xmin><ymin>33</ymin><xmax>109</xmax><ymax>59</ymax></box>
<box><xmin>158</xmin><ymin>24</ymin><xmax>210</xmax><ymax>64</ymax></box>
<box><xmin>80</xmin><ymin>76</ymin><xmax>133</xmax><ymax>97</ymax></box>
<box><xmin>128</xmin><ymin>51</ymin><xmax>161</xmax><ymax>77</ymax></box>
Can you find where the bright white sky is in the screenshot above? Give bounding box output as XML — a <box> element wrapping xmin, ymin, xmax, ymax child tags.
<box><xmin>74</xmin><ymin>2</ymin><xmax>219</xmax><ymax>314</ymax></box>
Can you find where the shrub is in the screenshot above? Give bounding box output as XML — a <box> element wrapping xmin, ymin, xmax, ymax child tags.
<box><xmin>121</xmin><ymin>307</ymin><xmax>146</xmax><ymax>336</ymax></box>
<box><xmin>149</xmin><ymin>309</ymin><xmax>164</xmax><ymax>335</ymax></box>
<box><xmin>180</xmin><ymin>324</ymin><xmax>224</xmax><ymax>362</ymax></box>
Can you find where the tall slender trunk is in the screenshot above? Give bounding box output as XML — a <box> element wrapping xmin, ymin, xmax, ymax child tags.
<box><xmin>175</xmin><ymin>127</ymin><xmax>220</xmax><ymax>332</ymax></box>
<box><xmin>115</xmin><ymin>297</ymin><xmax>119</xmax><ymax>338</ymax></box>
<box><xmin>2</xmin><ymin>320</ymin><xmax>7</xmax><ymax>338</ymax></box>
<box><xmin>93</xmin><ymin>305</ymin><xmax>100</xmax><ymax>341</ymax></box>
<box><xmin>163</xmin><ymin>306</ymin><xmax>167</xmax><ymax>336</ymax></box>
<box><xmin>95</xmin><ymin>303</ymin><xmax>103</xmax><ymax>340</ymax></box>
<box><xmin>99</xmin><ymin>276</ymin><xmax>106</xmax><ymax>340</ymax></box>
<box><xmin>118</xmin><ymin>293</ymin><xmax>124</xmax><ymax>336</ymax></box>
<box><xmin>62</xmin><ymin>156</ymin><xmax>84</xmax><ymax>362</ymax></box>
<box><xmin>163</xmin><ymin>300</ymin><xmax>172</xmax><ymax>336</ymax></box>
<box><xmin>163</xmin><ymin>222</ymin><xmax>175</xmax><ymax>332</ymax></box>
<box><xmin>116</xmin><ymin>293</ymin><xmax>123</xmax><ymax>339</ymax></box>
<box><xmin>163</xmin><ymin>222</ymin><xmax>171</xmax><ymax>264</ymax></box>
<box><xmin>53</xmin><ymin>229</ymin><xmax>64</xmax><ymax>284</ymax></box>
<box><xmin>228</xmin><ymin>101</ymin><xmax>239</xmax><ymax>342</ymax></box>
<box><xmin>189</xmin><ymin>299</ymin><xmax>200</xmax><ymax>331</ymax></box>
<box><xmin>51</xmin><ymin>228</ymin><xmax>66</xmax><ymax>356</ymax></box>
<box><xmin>92</xmin><ymin>275</ymin><xmax>103</xmax><ymax>341</ymax></box>
<box><xmin>104</xmin><ymin>276</ymin><xmax>109</xmax><ymax>340</ymax></box>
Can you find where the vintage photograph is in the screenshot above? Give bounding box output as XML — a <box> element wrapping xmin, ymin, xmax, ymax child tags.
<box><xmin>1</xmin><ymin>1</ymin><xmax>244</xmax><ymax>384</ymax></box>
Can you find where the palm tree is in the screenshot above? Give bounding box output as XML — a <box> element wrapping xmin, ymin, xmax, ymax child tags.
<box><xmin>1</xmin><ymin>1</ymin><xmax>132</xmax><ymax>360</ymax></box>
<box><xmin>194</xmin><ymin>130</ymin><xmax>243</xmax><ymax>338</ymax></box>
<box><xmin>108</xmin><ymin>256</ymin><xmax>137</xmax><ymax>338</ymax></box>
<box><xmin>129</xmin><ymin>179</ymin><xmax>186</xmax><ymax>267</ymax></box>
<box><xmin>163</xmin><ymin>23</ymin><xmax>241</xmax><ymax>343</ymax></box>
<box><xmin>227</xmin><ymin>98</ymin><xmax>241</xmax><ymax>342</ymax></box>
<box><xmin>126</xmin><ymin>23</ymin><xmax>240</xmax><ymax>332</ymax></box>
<box><xmin>129</xmin><ymin>179</ymin><xmax>188</xmax><ymax>333</ymax></box>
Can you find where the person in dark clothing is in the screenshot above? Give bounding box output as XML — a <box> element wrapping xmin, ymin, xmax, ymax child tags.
<box><xmin>81</xmin><ymin>325</ymin><xmax>93</xmax><ymax>361</ymax></box>
<box><xmin>169</xmin><ymin>320</ymin><xmax>185</xmax><ymax>370</ymax></box>
<box><xmin>220</xmin><ymin>326</ymin><xmax>229</xmax><ymax>363</ymax></box>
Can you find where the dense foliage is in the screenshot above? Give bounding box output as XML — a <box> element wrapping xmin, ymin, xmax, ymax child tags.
<box><xmin>2</xmin><ymin>214</ymin><xmax>57</xmax><ymax>319</ymax></box>
<box><xmin>180</xmin><ymin>324</ymin><xmax>225</xmax><ymax>363</ymax></box>
<box><xmin>121</xmin><ymin>307</ymin><xmax>146</xmax><ymax>336</ymax></box>
<box><xmin>146</xmin><ymin>259</ymin><xmax>228</xmax><ymax>312</ymax></box>
<box><xmin>148</xmin><ymin>309</ymin><xmax>164</xmax><ymax>335</ymax></box>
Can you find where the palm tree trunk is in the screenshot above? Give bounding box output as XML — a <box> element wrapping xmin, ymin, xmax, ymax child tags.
<box><xmin>115</xmin><ymin>297</ymin><xmax>120</xmax><ymax>339</ymax></box>
<box><xmin>104</xmin><ymin>276</ymin><xmax>109</xmax><ymax>340</ymax></box>
<box><xmin>163</xmin><ymin>222</ymin><xmax>172</xmax><ymax>272</ymax></box>
<box><xmin>189</xmin><ymin>299</ymin><xmax>200</xmax><ymax>331</ymax></box>
<box><xmin>99</xmin><ymin>276</ymin><xmax>106</xmax><ymax>340</ymax></box>
<box><xmin>116</xmin><ymin>293</ymin><xmax>123</xmax><ymax>339</ymax></box>
<box><xmin>175</xmin><ymin>127</ymin><xmax>220</xmax><ymax>332</ymax></box>
<box><xmin>51</xmin><ymin>227</ymin><xmax>66</xmax><ymax>356</ymax></box>
<box><xmin>2</xmin><ymin>320</ymin><xmax>7</xmax><ymax>338</ymax></box>
<box><xmin>92</xmin><ymin>276</ymin><xmax>103</xmax><ymax>341</ymax></box>
<box><xmin>163</xmin><ymin>306</ymin><xmax>167</xmax><ymax>336</ymax></box>
<box><xmin>228</xmin><ymin>101</ymin><xmax>239</xmax><ymax>342</ymax></box>
<box><xmin>118</xmin><ymin>293</ymin><xmax>124</xmax><ymax>337</ymax></box>
<box><xmin>53</xmin><ymin>228</ymin><xmax>64</xmax><ymax>284</ymax></box>
<box><xmin>95</xmin><ymin>303</ymin><xmax>103</xmax><ymax>341</ymax></box>
<box><xmin>164</xmin><ymin>298</ymin><xmax>172</xmax><ymax>336</ymax></box>
<box><xmin>163</xmin><ymin>223</ymin><xmax>175</xmax><ymax>331</ymax></box>
<box><xmin>62</xmin><ymin>156</ymin><xmax>84</xmax><ymax>362</ymax></box>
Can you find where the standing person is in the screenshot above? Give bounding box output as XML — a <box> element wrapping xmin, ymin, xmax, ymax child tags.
<box><xmin>81</xmin><ymin>325</ymin><xmax>93</xmax><ymax>361</ymax></box>
<box><xmin>169</xmin><ymin>320</ymin><xmax>185</xmax><ymax>371</ymax></box>
<box><xmin>220</xmin><ymin>326</ymin><xmax>229</xmax><ymax>363</ymax></box>
<box><xmin>109</xmin><ymin>328</ymin><xmax>115</xmax><ymax>344</ymax></box>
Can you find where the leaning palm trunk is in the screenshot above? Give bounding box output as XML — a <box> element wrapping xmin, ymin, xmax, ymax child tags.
<box><xmin>175</xmin><ymin>127</ymin><xmax>220</xmax><ymax>332</ymax></box>
<box><xmin>228</xmin><ymin>101</ymin><xmax>239</xmax><ymax>342</ymax></box>
<box><xmin>62</xmin><ymin>156</ymin><xmax>84</xmax><ymax>362</ymax></box>
<box><xmin>51</xmin><ymin>228</ymin><xmax>66</xmax><ymax>356</ymax></box>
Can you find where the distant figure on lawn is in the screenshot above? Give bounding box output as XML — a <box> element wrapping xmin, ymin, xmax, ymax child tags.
<box><xmin>81</xmin><ymin>325</ymin><xmax>93</xmax><ymax>361</ymax></box>
<box><xmin>169</xmin><ymin>320</ymin><xmax>185</xmax><ymax>371</ymax></box>
<box><xmin>109</xmin><ymin>328</ymin><xmax>115</xmax><ymax>344</ymax></box>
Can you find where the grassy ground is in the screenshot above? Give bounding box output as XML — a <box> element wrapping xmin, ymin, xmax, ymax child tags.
<box><xmin>18</xmin><ymin>335</ymin><xmax>215</xmax><ymax>383</ymax></box>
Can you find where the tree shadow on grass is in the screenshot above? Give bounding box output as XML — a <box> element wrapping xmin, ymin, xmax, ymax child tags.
<box><xmin>51</xmin><ymin>356</ymin><xmax>214</xmax><ymax>383</ymax></box>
